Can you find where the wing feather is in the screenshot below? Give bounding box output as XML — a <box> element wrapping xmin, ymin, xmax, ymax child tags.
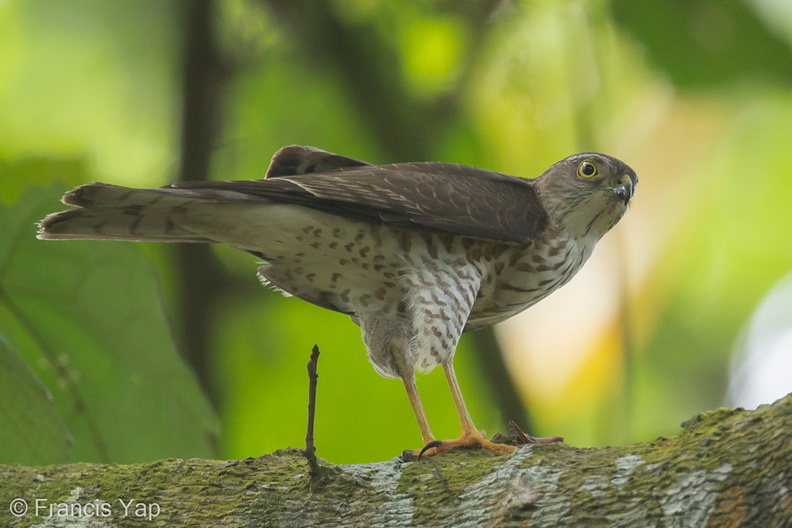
<box><xmin>168</xmin><ymin>148</ymin><xmax>548</xmax><ymax>243</ymax></box>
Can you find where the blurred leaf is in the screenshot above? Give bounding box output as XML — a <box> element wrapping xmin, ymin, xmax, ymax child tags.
<box><xmin>0</xmin><ymin>182</ymin><xmax>219</xmax><ymax>463</ymax></box>
<box><xmin>0</xmin><ymin>338</ymin><xmax>72</xmax><ymax>465</ymax></box>
<box><xmin>611</xmin><ymin>0</ymin><xmax>792</xmax><ymax>88</ymax></box>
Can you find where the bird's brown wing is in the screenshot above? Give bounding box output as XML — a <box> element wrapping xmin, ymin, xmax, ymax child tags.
<box><xmin>170</xmin><ymin>161</ymin><xmax>548</xmax><ymax>244</ymax></box>
<box><xmin>264</xmin><ymin>145</ymin><xmax>371</xmax><ymax>177</ymax></box>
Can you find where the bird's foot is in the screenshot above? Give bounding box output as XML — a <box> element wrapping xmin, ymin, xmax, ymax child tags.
<box><xmin>402</xmin><ymin>430</ymin><xmax>516</xmax><ymax>461</ymax></box>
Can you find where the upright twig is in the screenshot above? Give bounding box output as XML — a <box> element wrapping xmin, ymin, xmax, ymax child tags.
<box><xmin>304</xmin><ymin>344</ymin><xmax>321</xmax><ymax>477</ymax></box>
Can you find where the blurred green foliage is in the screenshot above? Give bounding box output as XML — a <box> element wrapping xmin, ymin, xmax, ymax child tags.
<box><xmin>1</xmin><ymin>0</ymin><xmax>790</xmax><ymax>465</ymax></box>
<box><xmin>611</xmin><ymin>0</ymin><xmax>792</xmax><ymax>87</ymax></box>
<box><xmin>0</xmin><ymin>183</ymin><xmax>218</xmax><ymax>463</ymax></box>
<box><xmin>0</xmin><ymin>337</ymin><xmax>71</xmax><ymax>465</ymax></box>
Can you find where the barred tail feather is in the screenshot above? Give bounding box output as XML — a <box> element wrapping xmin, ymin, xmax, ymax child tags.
<box><xmin>37</xmin><ymin>183</ymin><xmax>213</xmax><ymax>242</ymax></box>
<box><xmin>38</xmin><ymin>209</ymin><xmax>212</xmax><ymax>242</ymax></box>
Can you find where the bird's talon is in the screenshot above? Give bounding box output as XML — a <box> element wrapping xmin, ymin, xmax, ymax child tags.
<box><xmin>418</xmin><ymin>440</ymin><xmax>444</xmax><ymax>460</ymax></box>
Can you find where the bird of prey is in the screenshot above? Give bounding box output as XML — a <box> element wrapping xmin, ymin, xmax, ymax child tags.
<box><xmin>39</xmin><ymin>145</ymin><xmax>637</xmax><ymax>458</ymax></box>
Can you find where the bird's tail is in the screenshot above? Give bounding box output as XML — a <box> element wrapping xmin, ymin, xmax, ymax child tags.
<box><xmin>37</xmin><ymin>183</ymin><xmax>214</xmax><ymax>242</ymax></box>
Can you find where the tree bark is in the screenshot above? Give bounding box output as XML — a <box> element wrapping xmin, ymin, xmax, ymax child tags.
<box><xmin>2</xmin><ymin>394</ymin><xmax>790</xmax><ymax>527</ymax></box>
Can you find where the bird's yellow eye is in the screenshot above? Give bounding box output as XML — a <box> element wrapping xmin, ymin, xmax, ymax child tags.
<box><xmin>577</xmin><ymin>161</ymin><xmax>599</xmax><ymax>179</ymax></box>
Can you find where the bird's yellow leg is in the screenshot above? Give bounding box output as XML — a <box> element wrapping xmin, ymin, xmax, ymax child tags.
<box><xmin>444</xmin><ymin>361</ymin><xmax>479</xmax><ymax>437</ymax></box>
<box><xmin>402</xmin><ymin>373</ymin><xmax>436</xmax><ymax>445</ymax></box>
<box><xmin>406</xmin><ymin>362</ymin><xmax>516</xmax><ymax>458</ymax></box>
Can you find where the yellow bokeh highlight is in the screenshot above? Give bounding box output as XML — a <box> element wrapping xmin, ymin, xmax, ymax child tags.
<box><xmin>400</xmin><ymin>17</ymin><xmax>463</xmax><ymax>96</ymax></box>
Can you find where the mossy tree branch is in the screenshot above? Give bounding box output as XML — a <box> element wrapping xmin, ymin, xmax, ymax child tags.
<box><xmin>2</xmin><ymin>394</ymin><xmax>790</xmax><ymax>527</ymax></box>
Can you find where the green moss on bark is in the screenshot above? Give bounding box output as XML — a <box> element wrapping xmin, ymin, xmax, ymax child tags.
<box><xmin>2</xmin><ymin>395</ymin><xmax>790</xmax><ymax>527</ymax></box>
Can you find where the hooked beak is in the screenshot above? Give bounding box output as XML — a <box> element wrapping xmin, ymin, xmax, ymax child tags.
<box><xmin>611</xmin><ymin>173</ymin><xmax>636</xmax><ymax>205</ymax></box>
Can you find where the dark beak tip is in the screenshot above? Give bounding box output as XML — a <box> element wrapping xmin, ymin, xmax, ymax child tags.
<box><xmin>613</xmin><ymin>184</ymin><xmax>634</xmax><ymax>205</ymax></box>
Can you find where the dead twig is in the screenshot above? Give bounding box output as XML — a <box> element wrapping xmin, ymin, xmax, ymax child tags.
<box><xmin>304</xmin><ymin>344</ymin><xmax>321</xmax><ymax>477</ymax></box>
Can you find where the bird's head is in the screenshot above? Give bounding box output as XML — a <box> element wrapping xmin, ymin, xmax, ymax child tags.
<box><xmin>535</xmin><ymin>153</ymin><xmax>637</xmax><ymax>240</ymax></box>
